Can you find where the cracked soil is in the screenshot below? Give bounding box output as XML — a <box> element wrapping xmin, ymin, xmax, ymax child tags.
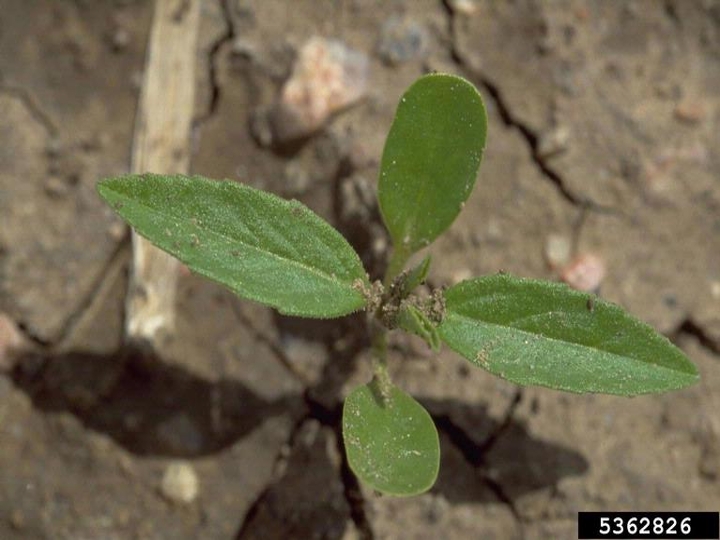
<box><xmin>1</xmin><ymin>1</ymin><xmax>719</xmax><ymax>539</ymax></box>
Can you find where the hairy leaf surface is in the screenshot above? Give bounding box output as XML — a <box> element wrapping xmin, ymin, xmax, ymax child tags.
<box><xmin>98</xmin><ymin>174</ymin><xmax>369</xmax><ymax>318</ymax></box>
<box><xmin>439</xmin><ymin>274</ymin><xmax>698</xmax><ymax>395</ymax></box>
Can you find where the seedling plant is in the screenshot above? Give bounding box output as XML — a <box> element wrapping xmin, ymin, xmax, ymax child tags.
<box><xmin>98</xmin><ymin>73</ymin><xmax>698</xmax><ymax>496</ymax></box>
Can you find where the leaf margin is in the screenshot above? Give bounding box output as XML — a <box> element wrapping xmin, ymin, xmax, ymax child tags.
<box><xmin>438</xmin><ymin>273</ymin><xmax>699</xmax><ymax>396</ymax></box>
<box><xmin>378</xmin><ymin>72</ymin><xmax>488</xmax><ymax>257</ymax></box>
<box><xmin>342</xmin><ymin>380</ymin><xmax>440</xmax><ymax>497</ymax></box>
<box><xmin>97</xmin><ymin>173</ymin><xmax>370</xmax><ymax>319</ymax></box>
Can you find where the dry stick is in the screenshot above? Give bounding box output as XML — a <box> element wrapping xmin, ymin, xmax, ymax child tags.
<box><xmin>126</xmin><ymin>0</ymin><xmax>200</xmax><ymax>345</ymax></box>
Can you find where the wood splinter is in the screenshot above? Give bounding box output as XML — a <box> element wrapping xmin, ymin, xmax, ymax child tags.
<box><xmin>126</xmin><ymin>0</ymin><xmax>200</xmax><ymax>346</ymax></box>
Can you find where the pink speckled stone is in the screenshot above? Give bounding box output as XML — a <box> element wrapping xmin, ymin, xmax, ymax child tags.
<box><xmin>560</xmin><ymin>253</ymin><xmax>606</xmax><ymax>292</ymax></box>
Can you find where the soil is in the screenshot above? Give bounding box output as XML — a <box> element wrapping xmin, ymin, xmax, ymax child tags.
<box><xmin>1</xmin><ymin>1</ymin><xmax>719</xmax><ymax>539</ymax></box>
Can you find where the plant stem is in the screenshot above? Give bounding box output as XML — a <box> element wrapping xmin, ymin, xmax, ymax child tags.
<box><xmin>384</xmin><ymin>245</ymin><xmax>410</xmax><ymax>287</ymax></box>
<box><xmin>370</xmin><ymin>318</ymin><xmax>392</xmax><ymax>400</ymax></box>
<box><xmin>370</xmin><ymin>245</ymin><xmax>411</xmax><ymax>400</ymax></box>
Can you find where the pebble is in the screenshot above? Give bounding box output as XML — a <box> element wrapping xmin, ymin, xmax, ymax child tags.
<box><xmin>108</xmin><ymin>220</ymin><xmax>126</xmax><ymax>241</ymax></box>
<box><xmin>544</xmin><ymin>234</ymin><xmax>572</xmax><ymax>269</ymax></box>
<box><xmin>537</xmin><ymin>125</ymin><xmax>570</xmax><ymax>158</ymax></box>
<box><xmin>673</xmin><ymin>100</ymin><xmax>705</xmax><ymax>124</ymax></box>
<box><xmin>447</xmin><ymin>0</ymin><xmax>478</xmax><ymax>15</ymax></box>
<box><xmin>0</xmin><ymin>313</ymin><xmax>25</xmax><ymax>372</ymax></box>
<box><xmin>377</xmin><ymin>16</ymin><xmax>428</xmax><ymax>65</ymax></box>
<box><xmin>560</xmin><ymin>253</ymin><xmax>606</xmax><ymax>292</ymax></box>
<box><xmin>160</xmin><ymin>461</ymin><xmax>199</xmax><ymax>504</ymax></box>
<box><xmin>371</xmin><ymin>232</ymin><xmax>388</xmax><ymax>258</ymax></box>
<box><xmin>271</xmin><ymin>37</ymin><xmax>369</xmax><ymax>143</ymax></box>
<box><xmin>711</xmin><ymin>281</ymin><xmax>720</xmax><ymax>299</ymax></box>
<box><xmin>485</xmin><ymin>219</ymin><xmax>503</xmax><ymax>243</ymax></box>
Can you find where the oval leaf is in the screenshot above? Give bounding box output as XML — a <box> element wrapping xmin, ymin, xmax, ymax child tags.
<box><xmin>439</xmin><ymin>274</ymin><xmax>699</xmax><ymax>396</ymax></box>
<box><xmin>378</xmin><ymin>73</ymin><xmax>487</xmax><ymax>256</ymax></box>
<box><xmin>98</xmin><ymin>174</ymin><xmax>369</xmax><ymax>318</ymax></box>
<box><xmin>343</xmin><ymin>381</ymin><xmax>439</xmax><ymax>496</ymax></box>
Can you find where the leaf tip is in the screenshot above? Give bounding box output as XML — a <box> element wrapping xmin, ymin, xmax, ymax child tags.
<box><xmin>96</xmin><ymin>176</ymin><xmax>113</xmax><ymax>196</ymax></box>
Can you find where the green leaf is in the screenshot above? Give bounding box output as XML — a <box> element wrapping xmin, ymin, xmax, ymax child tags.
<box><xmin>98</xmin><ymin>174</ymin><xmax>369</xmax><ymax>318</ymax></box>
<box><xmin>378</xmin><ymin>73</ymin><xmax>487</xmax><ymax>257</ymax></box>
<box><xmin>397</xmin><ymin>303</ymin><xmax>441</xmax><ymax>352</ymax></box>
<box><xmin>343</xmin><ymin>381</ymin><xmax>440</xmax><ymax>496</ymax></box>
<box><xmin>438</xmin><ymin>274</ymin><xmax>699</xmax><ymax>396</ymax></box>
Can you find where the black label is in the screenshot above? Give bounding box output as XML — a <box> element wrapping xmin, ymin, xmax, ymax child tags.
<box><xmin>578</xmin><ymin>512</ymin><xmax>719</xmax><ymax>539</ymax></box>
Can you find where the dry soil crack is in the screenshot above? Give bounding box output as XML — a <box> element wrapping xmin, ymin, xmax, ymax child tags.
<box><xmin>56</xmin><ymin>237</ymin><xmax>130</xmax><ymax>348</ymax></box>
<box><xmin>193</xmin><ymin>0</ymin><xmax>236</xmax><ymax>128</ymax></box>
<box><xmin>233</xmin><ymin>412</ymin><xmax>310</xmax><ymax>539</ymax></box>
<box><xmin>434</xmin><ymin>387</ymin><xmax>523</xmax><ymax>467</ymax></box>
<box><xmin>15</xmin><ymin>235</ymin><xmax>129</xmax><ymax>349</ymax></box>
<box><xmin>674</xmin><ymin>318</ymin><xmax>720</xmax><ymax>356</ymax></box>
<box><xmin>482</xmin><ymin>472</ymin><xmax>526</xmax><ymax>539</ymax></box>
<box><xmin>442</xmin><ymin>6</ymin><xmax>622</xmax><ymax>220</ymax></box>
<box><xmin>302</xmin><ymin>391</ymin><xmax>374</xmax><ymax>540</ymax></box>
<box><xmin>228</xmin><ymin>301</ymin><xmax>311</xmax><ymax>385</ymax></box>
<box><xmin>434</xmin><ymin>388</ymin><xmax>525</xmax><ymax>534</ymax></box>
<box><xmin>0</xmin><ymin>85</ymin><xmax>58</xmax><ymax>138</ymax></box>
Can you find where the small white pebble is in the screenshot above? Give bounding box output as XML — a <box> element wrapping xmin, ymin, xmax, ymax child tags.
<box><xmin>537</xmin><ymin>125</ymin><xmax>570</xmax><ymax>158</ymax></box>
<box><xmin>486</xmin><ymin>219</ymin><xmax>502</xmax><ymax>241</ymax></box>
<box><xmin>544</xmin><ymin>233</ymin><xmax>571</xmax><ymax>269</ymax></box>
<box><xmin>711</xmin><ymin>281</ymin><xmax>720</xmax><ymax>299</ymax></box>
<box><xmin>160</xmin><ymin>461</ymin><xmax>198</xmax><ymax>504</ymax></box>
<box><xmin>448</xmin><ymin>0</ymin><xmax>478</xmax><ymax>15</ymax></box>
